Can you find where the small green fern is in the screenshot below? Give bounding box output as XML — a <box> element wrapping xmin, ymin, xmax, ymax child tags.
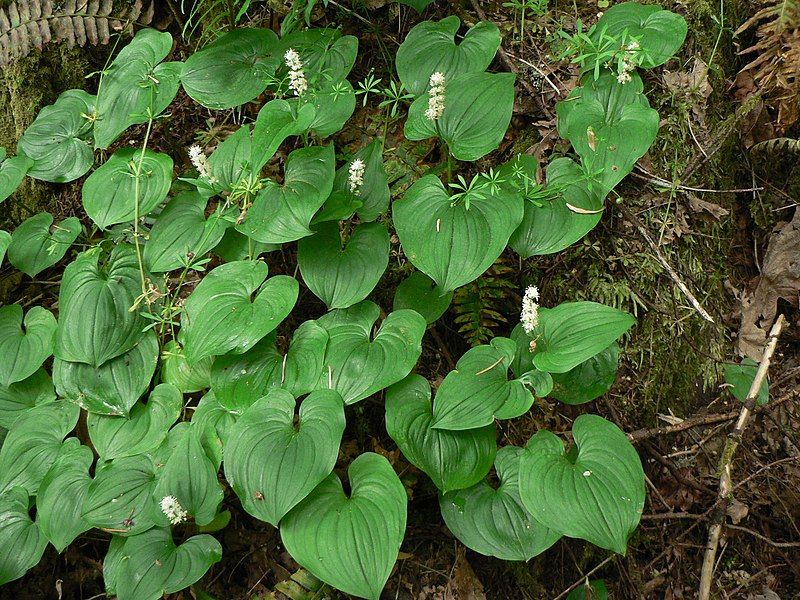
<box><xmin>453</xmin><ymin>260</ymin><xmax>517</xmax><ymax>347</ymax></box>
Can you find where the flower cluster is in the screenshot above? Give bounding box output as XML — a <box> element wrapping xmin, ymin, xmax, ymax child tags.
<box><xmin>285</xmin><ymin>48</ymin><xmax>308</xmax><ymax>96</ymax></box>
<box><xmin>348</xmin><ymin>158</ymin><xmax>365</xmax><ymax>194</ymax></box>
<box><xmin>616</xmin><ymin>40</ymin><xmax>640</xmax><ymax>85</ymax></box>
<box><xmin>520</xmin><ymin>285</ymin><xmax>540</xmax><ymax>334</ymax></box>
<box><xmin>425</xmin><ymin>71</ymin><xmax>446</xmax><ymax>121</ymax></box>
<box><xmin>160</xmin><ymin>495</ymin><xmax>188</xmax><ymax>525</ymax></box>
<box><xmin>188</xmin><ymin>145</ymin><xmax>218</xmax><ymax>185</ymax></box>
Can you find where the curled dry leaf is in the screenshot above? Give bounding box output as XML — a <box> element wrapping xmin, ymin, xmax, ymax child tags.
<box><xmin>739</xmin><ymin>208</ymin><xmax>800</xmax><ymax>359</ymax></box>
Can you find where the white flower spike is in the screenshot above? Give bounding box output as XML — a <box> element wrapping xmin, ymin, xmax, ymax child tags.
<box><xmin>284</xmin><ymin>48</ymin><xmax>308</xmax><ymax>96</ymax></box>
<box><xmin>188</xmin><ymin>145</ymin><xmax>218</xmax><ymax>185</ymax></box>
<box><xmin>348</xmin><ymin>158</ymin><xmax>366</xmax><ymax>194</ymax></box>
<box><xmin>160</xmin><ymin>495</ymin><xmax>188</xmax><ymax>525</ymax></box>
<box><xmin>520</xmin><ymin>285</ymin><xmax>540</xmax><ymax>334</ymax></box>
<box><xmin>425</xmin><ymin>71</ymin><xmax>446</xmax><ymax>121</ymax></box>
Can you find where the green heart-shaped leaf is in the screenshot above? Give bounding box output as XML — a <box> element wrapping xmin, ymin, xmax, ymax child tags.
<box><xmin>0</xmin><ymin>368</ymin><xmax>55</xmax><ymax>429</ymax></box>
<box><xmin>0</xmin><ymin>305</ymin><xmax>57</xmax><ymax>387</ymax></box>
<box><xmin>440</xmin><ymin>446</ymin><xmax>560</xmax><ymax>560</ymax></box>
<box><xmin>550</xmin><ymin>343</ymin><xmax>619</xmax><ymax>405</ymax></box>
<box><xmin>88</xmin><ymin>383</ymin><xmax>183</xmax><ymax>460</ymax></box>
<box><xmin>295</xmin><ymin>79</ymin><xmax>356</xmax><ymax>138</ymax></box>
<box><xmin>182</xmin><ymin>28</ymin><xmax>280</xmax><ymax>109</ymax></box>
<box><xmin>251</xmin><ymin>99</ymin><xmax>317</xmax><ymax>167</ymax></box>
<box><xmin>213</xmin><ymin>228</ymin><xmax>279</xmax><ymax>261</ymax></box>
<box><xmin>593</xmin><ymin>2</ymin><xmax>687</xmax><ymax>69</ymax></box>
<box><xmin>724</xmin><ymin>357</ymin><xmax>769</xmax><ymax>406</ymax></box>
<box><xmin>93</xmin><ymin>30</ymin><xmax>181</xmax><ymax>149</ymax></box>
<box><xmin>225</xmin><ymin>388</ymin><xmax>345</xmax><ymax>525</ymax></box>
<box><xmin>405</xmin><ymin>72</ymin><xmax>515</xmax><ymax>161</ymax></box>
<box><xmin>7</xmin><ymin>212</ymin><xmax>81</xmax><ymax>277</ymax></box>
<box><xmin>83</xmin><ymin>453</ymin><xmax>160</xmax><ymax>536</ymax></box>
<box><xmin>54</xmin><ymin>330</ymin><xmax>158</xmax><ymax>417</ymax></box>
<box><xmin>55</xmin><ymin>245</ymin><xmax>147</xmax><ymax>367</ymax></box>
<box><xmin>152</xmin><ymin>425</ymin><xmax>224</xmax><ymax>527</ymax></box>
<box><xmin>281</xmin><ymin>453</ymin><xmax>407</xmax><ymax>600</ymax></box>
<box><xmin>396</xmin><ymin>16</ymin><xmax>500</xmax><ymax>96</ymax></box>
<box><xmin>210</xmin><ymin>319</ymin><xmax>327</xmax><ymax>413</ymax></box>
<box><xmin>236</xmin><ymin>145</ymin><xmax>335</xmax><ymax>244</ymax></box>
<box><xmin>17</xmin><ymin>89</ymin><xmax>95</xmax><ymax>182</ymax></box>
<box><xmin>108</xmin><ymin>527</ymin><xmax>222</xmax><ymax>600</ymax></box>
<box><xmin>83</xmin><ymin>148</ymin><xmax>174</xmax><ymax>229</ymax></box>
<box><xmin>393</xmin><ymin>175</ymin><xmax>523</xmax><ymax>292</ymax></box>
<box><xmin>386</xmin><ymin>375</ymin><xmax>495</xmax><ymax>493</ymax></box>
<box><xmin>0</xmin><ymin>400</ymin><xmax>79</xmax><ymax>496</ymax></box>
<box><xmin>180</xmin><ymin>260</ymin><xmax>298</xmax><ymax>364</ymax></box>
<box><xmin>299</xmin><ymin>221</ymin><xmax>389</xmax><ymax>309</ymax></box>
<box><xmin>566</xmin><ymin>580</ymin><xmax>609</xmax><ymax>600</ymax></box>
<box><xmin>275</xmin><ymin>30</ymin><xmax>357</xmax><ymax>83</ymax></box>
<box><xmin>511</xmin><ymin>302</ymin><xmax>635</xmax><ymax>374</ymax></box>
<box><xmin>0</xmin><ymin>153</ymin><xmax>33</xmax><ymax>203</ymax></box>
<box><xmin>331</xmin><ymin>140</ymin><xmax>390</xmax><ymax>222</ymax></box>
<box><xmin>36</xmin><ymin>440</ymin><xmax>93</xmax><ymax>552</ymax></box>
<box><xmin>144</xmin><ymin>192</ymin><xmax>232</xmax><ymax>272</ymax></box>
<box><xmin>519</xmin><ymin>415</ymin><xmax>645</xmax><ymax>554</ymax></box>
<box><xmin>0</xmin><ymin>230</ymin><xmax>9</xmax><ymax>266</ymax></box>
<box><xmin>397</xmin><ymin>0</ymin><xmax>435</xmax><ymax>11</ymax></box>
<box><xmin>392</xmin><ymin>271</ymin><xmax>452</xmax><ymax>324</ymax></box>
<box><xmin>508</xmin><ymin>158</ymin><xmax>604</xmax><ymax>258</ymax></box>
<box><xmin>190</xmin><ymin>391</ymin><xmax>238</xmax><ymax>471</ymax></box>
<box><xmin>0</xmin><ymin>487</ymin><xmax>47</xmax><ymax>585</ymax></box>
<box><xmin>161</xmin><ymin>341</ymin><xmax>212</xmax><ymax>393</ymax></box>
<box><xmin>557</xmin><ymin>72</ymin><xmax>658</xmax><ymax>195</ymax></box>
<box><xmin>314</xmin><ymin>301</ymin><xmax>426</xmax><ymax>405</ymax></box>
<box><xmin>431</xmin><ymin>338</ymin><xmax>532</xmax><ymax>430</ymax></box>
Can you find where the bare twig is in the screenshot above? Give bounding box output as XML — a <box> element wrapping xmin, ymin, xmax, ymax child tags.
<box><xmin>698</xmin><ymin>314</ymin><xmax>787</xmax><ymax>600</ymax></box>
<box><xmin>553</xmin><ymin>555</ymin><xmax>615</xmax><ymax>600</ymax></box>
<box><xmin>617</xmin><ymin>202</ymin><xmax>715</xmax><ymax>323</ymax></box>
<box><xmin>628</xmin><ymin>389</ymin><xmax>798</xmax><ymax>442</ymax></box>
<box><xmin>725</xmin><ymin>524</ymin><xmax>800</xmax><ymax>549</ymax></box>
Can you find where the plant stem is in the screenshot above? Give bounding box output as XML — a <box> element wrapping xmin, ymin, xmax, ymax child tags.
<box><xmin>133</xmin><ymin>116</ymin><xmax>154</xmax><ymax>299</ymax></box>
<box><xmin>708</xmin><ymin>0</ymin><xmax>724</xmax><ymax>68</ymax></box>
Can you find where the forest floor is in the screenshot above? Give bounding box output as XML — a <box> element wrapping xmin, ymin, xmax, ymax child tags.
<box><xmin>1</xmin><ymin>0</ymin><xmax>799</xmax><ymax>598</ymax></box>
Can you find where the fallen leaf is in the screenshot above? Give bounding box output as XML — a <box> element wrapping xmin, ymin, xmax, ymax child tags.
<box><xmin>738</xmin><ymin>208</ymin><xmax>800</xmax><ymax>359</ymax></box>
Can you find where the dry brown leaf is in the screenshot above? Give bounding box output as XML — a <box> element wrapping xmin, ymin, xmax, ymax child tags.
<box><xmin>688</xmin><ymin>195</ymin><xmax>730</xmax><ymax>220</ymax></box>
<box><xmin>444</xmin><ymin>549</ymin><xmax>486</xmax><ymax>600</ymax></box>
<box><xmin>738</xmin><ymin>207</ymin><xmax>800</xmax><ymax>359</ymax></box>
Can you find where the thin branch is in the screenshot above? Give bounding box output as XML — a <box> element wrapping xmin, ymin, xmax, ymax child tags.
<box><xmin>628</xmin><ymin>389</ymin><xmax>798</xmax><ymax>442</ymax></box>
<box><xmin>698</xmin><ymin>314</ymin><xmax>787</xmax><ymax>600</ymax></box>
<box><xmin>553</xmin><ymin>555</ymin><xmax>615</xmax><ymax>600</ymax></box>
<box><xmin>725</xmin><ymin>524</ymin><xmax>800</xmax><ymax>549</ymax></box>
<box><xmin>617</xmin><ymin>202</ymin><xmax>715</xmax><ymax>323</ymax></box>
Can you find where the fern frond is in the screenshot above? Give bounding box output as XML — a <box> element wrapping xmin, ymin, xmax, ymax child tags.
<box><xmin>0</xmin><ymin>0</ymin><xmax>155</xmax><ymax>67</ymax></box>
<box><xmin>452</xmin><ymin>261</ymin><xmax>517</xmax><ymax>347</ymax></box>
<box><xmin>736</xmin><ymin>0</ymin><xmax>800</xmax><ymax>132</ymax></box>
<box><xmin>750</xmin><ymin>136</ymin><xmax>800</xmax><ymax>156</ymax></box>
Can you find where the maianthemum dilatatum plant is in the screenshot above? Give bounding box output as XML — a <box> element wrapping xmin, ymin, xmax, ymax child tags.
<box><xmin>0</xmin><ymin>2</ymin><xmax>687</xmax><ymax>598</ymax></box>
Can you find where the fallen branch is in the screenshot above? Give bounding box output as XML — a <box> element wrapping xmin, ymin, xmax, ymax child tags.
<box><xmin>698</xmin><ymin>314</ymin><xmax>787</xmax><ymax>600</ymax></box>
<box><xmin>628</xmin><ymin>388</ymin><xmax>798</xmax><ymax>442</ymax></box>
<box><xmin>617</xmin><ymin>202</ymin><xmax>715</xmax><ymax>323</ymax></box>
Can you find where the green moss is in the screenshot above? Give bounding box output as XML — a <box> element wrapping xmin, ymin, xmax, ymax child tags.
<box><xmin>0</xmin><ymin>44</ymin><xmax>93</xmax><ymax>224</ymax></box>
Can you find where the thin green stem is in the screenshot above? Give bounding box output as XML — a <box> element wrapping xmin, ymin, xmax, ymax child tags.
<box><xmin>708</xmin><ymin>0</ymin><xmax>724</xmax><ymax>68</ymax></box>
<box><xmin>133</xmin><ymin>116</ymin><xmax>154</xmax><ymax>298</ymax></box>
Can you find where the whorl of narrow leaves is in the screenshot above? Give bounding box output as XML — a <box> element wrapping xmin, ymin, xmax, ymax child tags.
<box><xmin>0</xmin><ymin>0</ymin><xmax>155</xmax><ymax>67</ymax></box>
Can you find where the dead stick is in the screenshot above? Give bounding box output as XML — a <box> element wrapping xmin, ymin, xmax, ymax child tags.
<box><xmin>617</xmin><ymin>202</ymin><xmax>715</xmax><ymax>323</ymax></box>
<box><xmin>698</xmin><ymin>314</ymin><xmax>786</xmax><ymax>600</ymax></box>
<box><xmin>628</xmin><ymin>389</ymin><xmax>798</xmax><ymax>442</ymax></box>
